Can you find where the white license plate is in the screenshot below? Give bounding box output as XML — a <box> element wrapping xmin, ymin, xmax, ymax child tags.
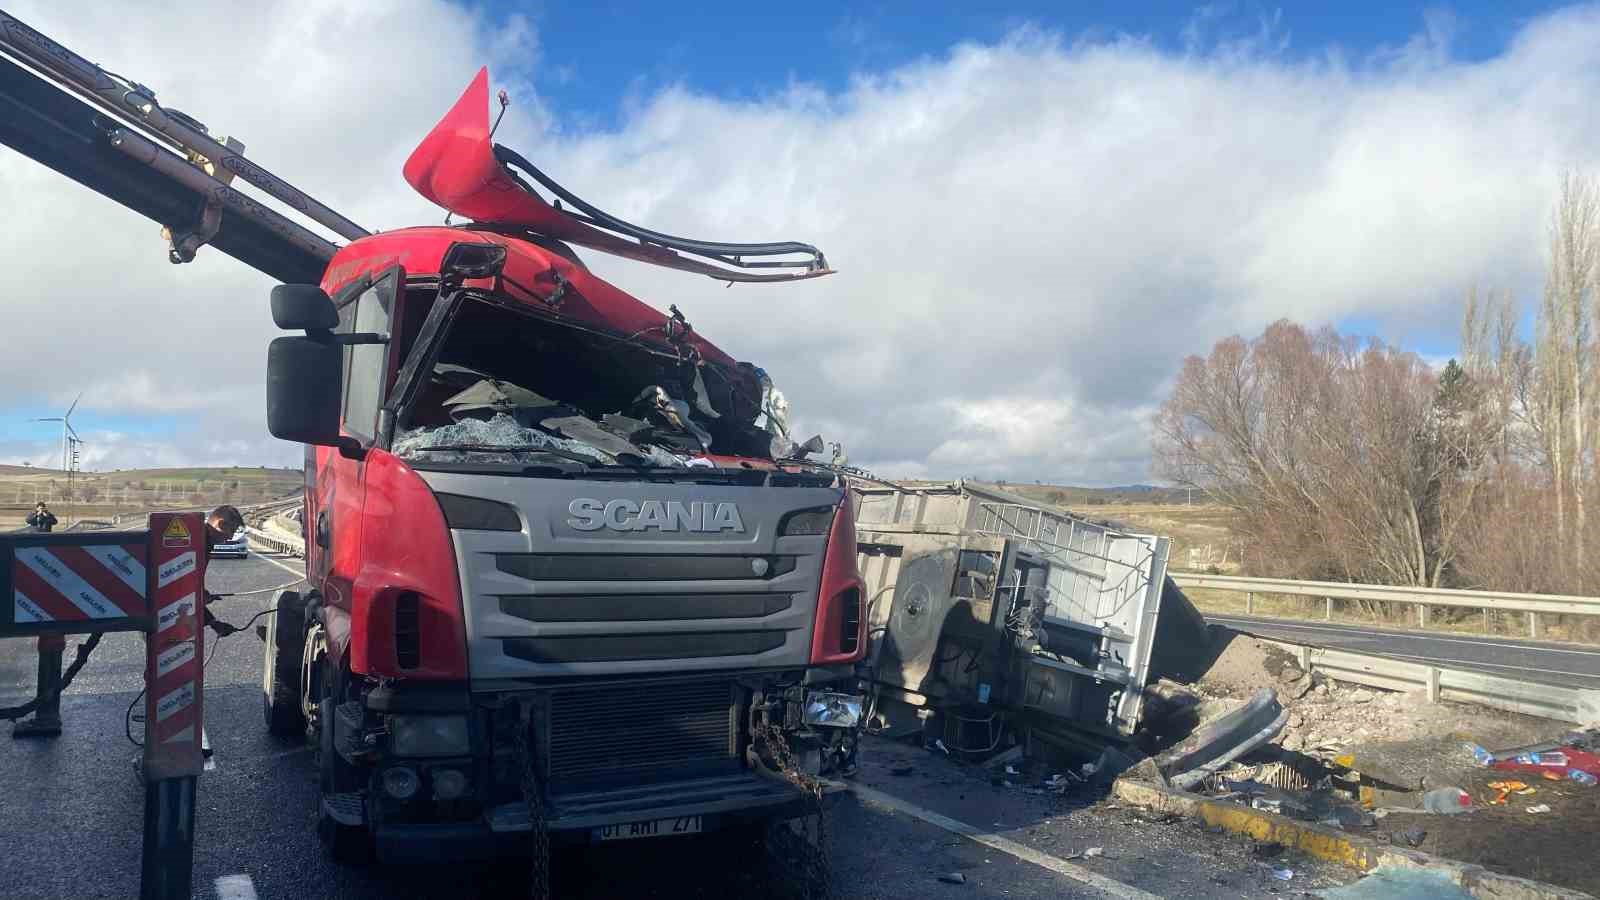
<box><xmin>593</xmin><ymin>815</ymin><xmax>702</xmax><ymax>842</ymax></box>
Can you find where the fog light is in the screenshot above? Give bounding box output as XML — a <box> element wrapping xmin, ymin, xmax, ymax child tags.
<box><xmin>432</xmin><ymin>768</ymin><xmax>469</xmax><ymax>800</ymax></box>
<box><xmin>382</xmin><ymin>766</ymin><xmax>420</xmax><ymax>800</ymax></box>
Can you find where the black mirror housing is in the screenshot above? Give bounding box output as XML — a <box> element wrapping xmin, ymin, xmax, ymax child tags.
<box><xmin>271</xmin><ymin>284</ymin><xmax>338</xmax><ymax>331</ymax></box>
<box><xmin>267</xmin><ymin>335</ymin><xmax>343</xmax><ymax>446</ymax></box>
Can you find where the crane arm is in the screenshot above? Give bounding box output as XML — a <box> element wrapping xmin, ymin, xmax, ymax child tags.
<box><xmin>0</xmin><ymin>10</ymin><xmax>345</xmax><ymax>283</ymax></box>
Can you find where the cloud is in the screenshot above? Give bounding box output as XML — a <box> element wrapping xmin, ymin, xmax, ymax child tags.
<box><xmin>3</xmin><ymin>4</ymin><xmax>1598</xmax><ymax>484</ymax></box>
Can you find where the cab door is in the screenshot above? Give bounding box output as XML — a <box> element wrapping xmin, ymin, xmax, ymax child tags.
<box><xmin>314</xmin><ymin>266</ymin><xmax>403</xmax><ymax>665</ymax></box>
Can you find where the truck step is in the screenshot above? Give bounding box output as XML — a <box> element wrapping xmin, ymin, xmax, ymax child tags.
<box><xmin>322</xmin><ymin>791</ymin><xmax>366</xmax><ymax>826</ymax></box>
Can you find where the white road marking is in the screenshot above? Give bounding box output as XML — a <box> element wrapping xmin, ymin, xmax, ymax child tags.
<box><xmin>1380</xmin><ymin>652</ymin><xmax>1600</xmax><ymax>683</ymax></box>
<box><xmin>1209</xmin><ymin>615</ymin><xmax>1600</xmax><ymax>657</ymax></box>
<box><xmin>849</xmin><ymin>784</ymin><xmax>1161</xmax><ymax>900</ymax></box>
<box><xmin>248</xmin><ymin>547</ymin><xmax>307</xmax><ymax>579</ymax></box>
<box><xmin>214</xmin><ymin>873</ymin><xmax>259</xmax><ymax>900</ymax></box>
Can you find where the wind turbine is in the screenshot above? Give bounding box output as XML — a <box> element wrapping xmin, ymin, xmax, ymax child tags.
<box><xmin>31</xmin><ymin>391</ymin><xmax>82</xmax><ymax>474</ymax></box>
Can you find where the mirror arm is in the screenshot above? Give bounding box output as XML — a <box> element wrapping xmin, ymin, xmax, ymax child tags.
<box><xmin>336</xmin><ymin>437</ymin><xmax>367</xmax><ymax>461</ymax></box>
<box><xmin>333</xmin><ymin>332</ymin><xmax>389</xmax><ymax>346</ymax></box>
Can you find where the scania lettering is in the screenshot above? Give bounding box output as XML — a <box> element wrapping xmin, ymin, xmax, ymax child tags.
<box><xmin>566</xmin><ymin>498</ymin><xmax>747</xmax><ymax>533</ymax></box>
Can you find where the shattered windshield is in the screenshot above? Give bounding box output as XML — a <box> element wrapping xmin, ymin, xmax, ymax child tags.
<box><xmin>392</xmin><ymin>296</ymin><xmax>792</xmax><ymax>470</ymax></box>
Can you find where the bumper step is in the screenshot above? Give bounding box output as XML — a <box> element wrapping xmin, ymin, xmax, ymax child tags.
<box><xmin>488</xmin><ymin>771</ymin><xmax>805</xmax><ymax>833</ymax></box>
<box><xmin>322</xmin><ymin>791</ymin><xmax>366</xmax><ymax>826</ymax></box>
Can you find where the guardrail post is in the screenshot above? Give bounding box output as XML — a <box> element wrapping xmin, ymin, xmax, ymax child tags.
<box><xmin>1426</xmin><ymin>666</ymin><xmax>1440</xmax><ymax>703</ymax></box>
<box><xmin>1245</xmin><ymin>591</ymin><xmax>1254</xmax><ymax>615</ymax></box>
<box><xmin>1528</xmin><ymin>612</ymin><xmax>1540</xmax><ymax>639</ymax></box>
<box><xmin>1483</xmin><ymin>608</ymin><xmax>1490</xmax><ymax>635</ymax></box>
<box><xmin>1325</xmin><ymin>596</ymin><xmax>1333</xmax><ymax>621</ymax></box>
<box><xmin>1418</xmin><ymin>604</ymin><xmax>1428</xmax><ymax>628</ymax></box>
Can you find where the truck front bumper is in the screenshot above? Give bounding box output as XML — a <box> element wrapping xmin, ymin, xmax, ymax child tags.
<box><xmin>373</xmin><ymin>771</ymin><xmax>809</xmax><ymax>863</ymax></box>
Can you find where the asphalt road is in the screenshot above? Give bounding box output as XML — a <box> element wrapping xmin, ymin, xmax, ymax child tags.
<box><xmin>1207</xmin><ymin>613</ymin><xmax>1600</xmax><ymax>690</ymax></box>
<box><xmin>0</xmin><ymin>549</ymin><xmax>1354</xmax><ymax>899</ymax></box>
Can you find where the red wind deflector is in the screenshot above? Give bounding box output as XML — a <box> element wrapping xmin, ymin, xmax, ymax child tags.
<box><xmin>404</xmin><ymin>68</ymin><xmax>834</xmax><ymax>284</ymax></box>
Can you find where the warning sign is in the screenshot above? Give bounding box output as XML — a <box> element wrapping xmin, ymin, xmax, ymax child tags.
<box><xmin>161</xmin><ymin>518</ymin><xmax>192</xmax><ymax>549</ymax></box>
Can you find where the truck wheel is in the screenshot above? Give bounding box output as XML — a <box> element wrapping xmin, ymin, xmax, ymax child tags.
<box><xmin>262</xmin><ymin>590</ymin><xmax>306</xmax><ymax>736</ymax></box>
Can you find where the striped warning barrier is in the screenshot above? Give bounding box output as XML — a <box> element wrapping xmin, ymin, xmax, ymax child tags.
<box><xmin>2</xmin><ymin>531</ymin><xmax>150</xmax><ymax>635</ymax></box>
<box><xmin>142</xmin><ymin>513</ymin><xmax>206</xmax><ymax>781</ymax></box>
<box><xmin>1</xmin><ymin>513</ymin><xmax>209</xmax><ymax>900</ymax></box>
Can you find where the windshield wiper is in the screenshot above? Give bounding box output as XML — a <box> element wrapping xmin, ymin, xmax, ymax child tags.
<box><xmin>403</xmin><ymin>444</ymin><xmax>602</xmax><ymax>466</ymax></box>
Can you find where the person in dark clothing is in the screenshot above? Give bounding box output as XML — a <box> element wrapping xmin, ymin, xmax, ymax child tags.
<box><xmin>26</xmin><ymin>502</ymin><xmax>58</xmax><ymax>532</ymax></box>
<box><xmin>201</xmin><ymin>505</ymin><xmax>247</xmax><ymax>637</ymax></box>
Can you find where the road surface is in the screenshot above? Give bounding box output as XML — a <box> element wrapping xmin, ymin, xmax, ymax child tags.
<box><xmin>1206</xmin><ymin>613</ymin><xmax>1600</xmax><ymax>690</ymax></box>
<box><xmin>0</xmin><ymin>548</ymin><xmax>1354</xmax><ymax>899</ymax></box>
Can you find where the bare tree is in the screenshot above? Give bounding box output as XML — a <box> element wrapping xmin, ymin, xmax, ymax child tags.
<box><xmin>1534</xmin><ymin>171</ymin><xmax>1599</xmax><ymax>574</ymax></box>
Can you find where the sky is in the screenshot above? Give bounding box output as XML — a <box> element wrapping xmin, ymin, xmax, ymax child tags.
<box><xmin>2</xmin><ymin>1</ymin><xmax>1597</xmax><ymax>484</ymax></box>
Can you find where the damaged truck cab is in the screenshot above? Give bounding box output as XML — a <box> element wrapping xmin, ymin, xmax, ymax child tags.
<box><xmin>263</xmin><ymin>224</ymin><xmax>866</xmax><ymax>863</ymax></box>
<box><xmin>256</xmin><ymin>71</ymin><xmax>866</xmax><ymax>864</ymax></box>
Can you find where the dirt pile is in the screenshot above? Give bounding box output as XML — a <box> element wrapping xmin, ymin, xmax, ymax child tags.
<box><xmin>1194</xmin><ymin>631</ymin><xmax>1549</xmax><ymax>764</ymax></box>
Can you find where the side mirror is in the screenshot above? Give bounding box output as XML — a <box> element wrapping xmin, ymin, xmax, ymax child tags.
<box><xmin>271</xmin><ymin>284</ymin><xmax>338</xmax><ymax>331</ymax></box>
<box><xmin>267</xmin><ymin>336</ymin><xmax>348</xmax><ymax>449</ymax></box>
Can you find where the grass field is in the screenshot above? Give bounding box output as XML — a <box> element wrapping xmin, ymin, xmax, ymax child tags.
<box><xmin>0</xmin><ymin>465</ymin><xmax>301</xmax><ymax>530</ymax></box>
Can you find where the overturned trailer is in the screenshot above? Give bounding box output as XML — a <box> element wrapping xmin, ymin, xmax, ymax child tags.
<box><xmin>850</xmin><ymin>481</ymin><xmax>1207</xmax><ymax>748</ymax></box>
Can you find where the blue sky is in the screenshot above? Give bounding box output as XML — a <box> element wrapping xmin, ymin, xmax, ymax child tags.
<box><xmin>518</xmin><ymin>2</ymin><xmax>1563</xmax><ymax>123</ymax></box>
<box><xmin>5</xmin><ymin>1</ymin><xmax>1596</xmax><ymax>480</ymax></box>
<box><xmin>507</xmin><ymin>0</ymin><xmax>1559</xmax><ymax>363</ymax></box>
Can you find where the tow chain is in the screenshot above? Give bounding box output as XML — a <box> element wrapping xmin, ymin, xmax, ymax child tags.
<box><xmin>515</xmin><ymin>702</ymin><xmax>552</xmax><ymax>899</ymax></box>
<box><xmin>753</xmin><ymin>720</ymin><xmax>834</xmax><ymax>900</ymax></box>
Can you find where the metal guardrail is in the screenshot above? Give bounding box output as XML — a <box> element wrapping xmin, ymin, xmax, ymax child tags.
<box><xmin>1172</xmin><ymin>572</ymin><xmax>1600</xmax><ymax>638</ymax></box>
<box><xmin>1261</xmin><ymin>639</ymin><xmax>1600</xmax><ymax>725</ymax></box>
<box><xmin>244</xmin><ymin>525</ymin><xmax>304</xmax><ymax>558</ymax></box>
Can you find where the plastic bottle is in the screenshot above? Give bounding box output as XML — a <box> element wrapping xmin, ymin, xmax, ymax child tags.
<box><xmin>1568</xmin><ymin>769</ymin><xmax>1598</xmax><ymax>786</ymax></box>
<box><xmin>1421</xmin><ymin>787</ymin><xmax>1472</xmax><ymax>814</ymax></box>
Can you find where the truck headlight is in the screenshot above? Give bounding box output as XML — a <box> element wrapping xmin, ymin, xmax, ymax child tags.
<box><xmin>802</xmin><ymin>691</ymin><xmax>863</xmax><ymax>728</ymax></box>
<box><xmin>389</xmin><ymin>714</ymin><xmax>470</xmax><ymax>757</ymax></box>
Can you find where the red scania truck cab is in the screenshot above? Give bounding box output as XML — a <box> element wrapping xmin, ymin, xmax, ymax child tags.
<box><xmin>256</xmin><ymin>71</ymin><xmax>867</xmax><ymax>863</ymax></box>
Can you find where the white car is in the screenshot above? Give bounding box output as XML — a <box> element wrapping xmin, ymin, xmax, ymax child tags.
<box><xmin>210</xmin><ymin>528</ymin><xmax>249</xmax><ymax>559</ymax></box>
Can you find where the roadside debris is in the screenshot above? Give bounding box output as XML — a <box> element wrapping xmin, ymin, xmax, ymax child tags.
<box><xmin>1467</xmin><ymin>729</ymin><xmax>1600</xmax><ymax>785</ymax></box>
<box><xmin>1152</xmin><ymin>688</ymin><xmax>1288</xmax><ymax>790</ymax></box>
<box><xmin>1527</xmin><ymin>804</ymin><xmax>1552</xmax><ymax>814</ymax></box>
<box><xmin>1419</xmin><ymin>787</ymin><xmax>1472</xmax><ymax>814</ymax></box>
<box><xmin>937</xmin><ymin>872</ymin><xmax>966</xmax><ymax>885</ymax></box>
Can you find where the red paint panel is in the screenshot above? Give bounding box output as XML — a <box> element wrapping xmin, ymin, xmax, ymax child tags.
<box><xmin>809</xmin><ymin>491</ymin><xmax>867</xmax><ymax>665</ymax></box>
<box><xmin>49</xmin><ymin>545</ymin><xmax>143</xmax><ymax>616</ymax></box>
<box><xmin>10</xmin><ymin>561</ymin><xmax>85</xmax><ymax>621</ymax></box>
<box><xmin>319</xmin><ymin>227</ymin><xmax>743</xmax><ymax>370</ymax></box>
<box><xmin>401</xmin><ymin>69</ymin><xmax>820</xmax><ymax>285</ymax></box>
<box><xmin>349</xmin><ymin>449</ymin><xmax>467</xmax><ymax>680</ymax></box>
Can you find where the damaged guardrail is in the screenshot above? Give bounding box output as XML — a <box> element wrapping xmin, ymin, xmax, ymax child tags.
<box><xmin>1261</xmin><ymin>639</ymin><xmax>1600</xmax><ymax>725</ymax></box>
<box><xmin>1172</xmin><ymin>572</ymin><xmax>1600</xmax><ymax>639</ymax></box>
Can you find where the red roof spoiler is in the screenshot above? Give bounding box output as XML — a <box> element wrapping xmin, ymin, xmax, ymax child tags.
<box><xmin>404</xmin><ymin>69</ymin><xmax>834</xmax><ymax>284</ymax></box>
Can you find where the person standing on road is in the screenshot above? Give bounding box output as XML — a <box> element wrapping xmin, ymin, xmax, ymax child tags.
<box><xmin>201</xmin><ymin>505</ymin><xmax>247</xmax><ymax>637</ymax></box>
<box><xmin>26</xmin><ymin>501</ymin><xmax>58</xmax><ymax>532</ymax></box>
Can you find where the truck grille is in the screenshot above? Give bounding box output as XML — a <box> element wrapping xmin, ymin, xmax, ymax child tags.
<box><xmin>546</xmin><ymin>679</ymin><xmax>737</xmax><ymax>788</ymax></box>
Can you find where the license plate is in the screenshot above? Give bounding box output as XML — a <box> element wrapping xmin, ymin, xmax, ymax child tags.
<box><xmin>593</xmin><ymin>815</ymin><xmax>702</xmax><ymax>842</ymax></box>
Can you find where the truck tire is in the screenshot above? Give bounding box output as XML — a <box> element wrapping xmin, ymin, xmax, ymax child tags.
<box><xmin>262</xmin><ymin>590</ymin><xmax>306</xmax><ymax>737</ymax></box>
